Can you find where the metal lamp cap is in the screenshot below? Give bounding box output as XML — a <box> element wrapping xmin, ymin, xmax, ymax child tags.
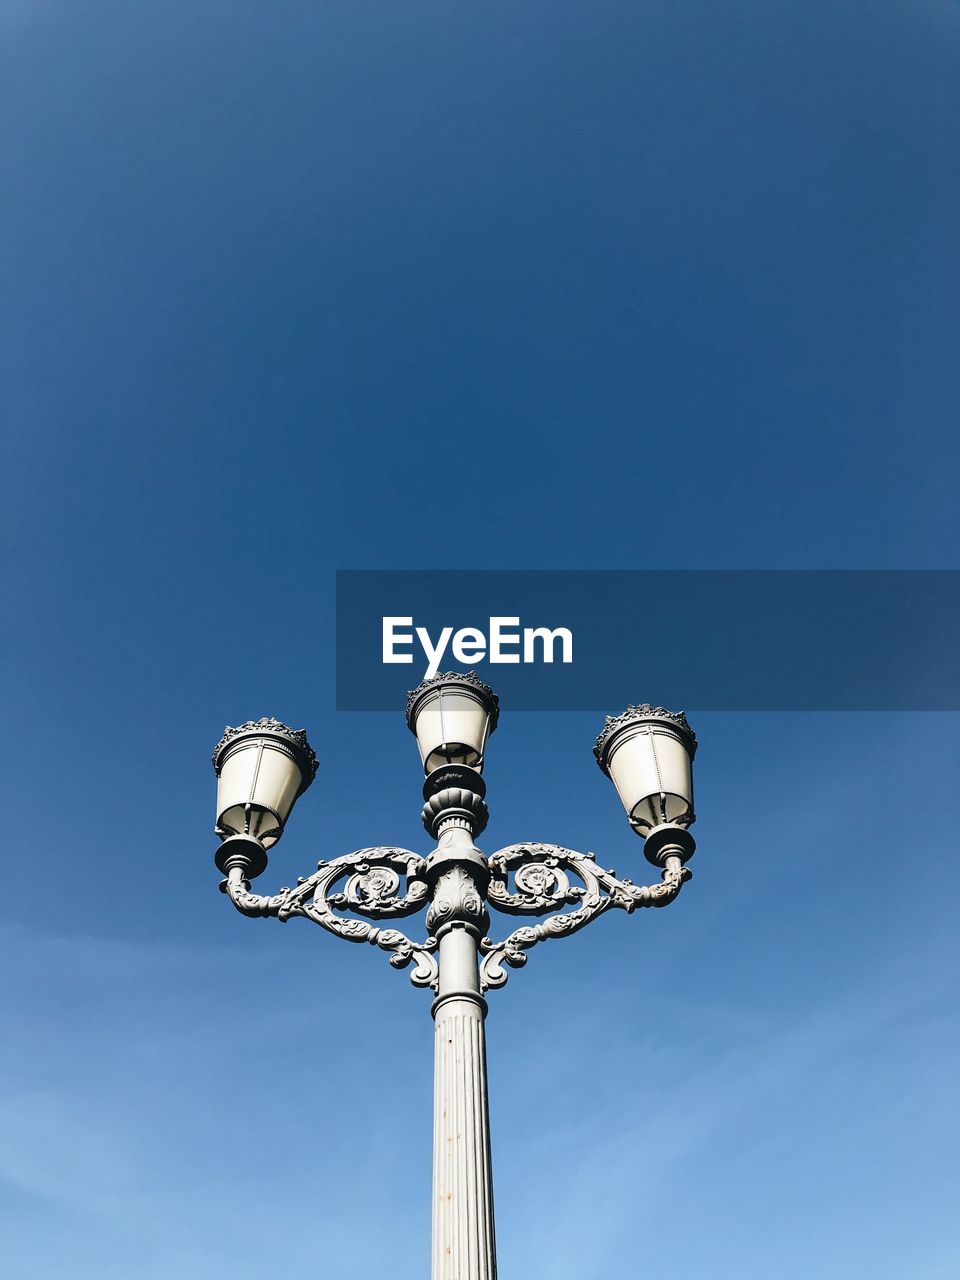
<box><xmin>593</xmin><ymin>704</ymin><xmax>698</xmax><ymax>775</ymax></box>
<box><xmin>405</xmin><ymin>672</ymin><xmax>501</xmax><ymax>735</ymax></box>
<box><xmin>211</xmin><ymin>716</ymin><xmax>318</xmax><ymax>793</ymax></box>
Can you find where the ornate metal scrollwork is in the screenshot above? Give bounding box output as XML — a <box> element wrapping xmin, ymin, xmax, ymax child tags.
<box><xmin>220</xmin><ymin>839</ymin><xmax>690</xmax><ymax>997</ymax></box>
<box><xmin>479</xmin><ymin>843</ymin><xmax>692</xmax><ymax>992</ymax></box>
<box><xmin>329</xmin><ymin>849</ymin><xmax>431</xmax><ymax>918</ymax></box>
<box><xmin>222</xmin><ymin>847</ymin><xmax>439</xmax><ymax>990</ymax></box>
<box><xmin>426</xmin><ymin>864</ymin><xmax>489</xmax><ymax>939</ymax></box>
<box><xmin>487</xmin><ymin>843</ymin><xmax>586</xmax><ymax>913</ymax></box>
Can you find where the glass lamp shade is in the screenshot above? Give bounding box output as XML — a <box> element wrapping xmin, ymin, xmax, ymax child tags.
<box><xmin>594</xmin><ymin>705</ymin><xmax>697</xmax><ymax>836</ymax></box>
<box><xmin>406</xmin><ymin>672</ymin><xmax>500</xmax><ymax>775</ymax></box>
<box><xmin>212</xmin><ymin>718</ymin><xmax>318</xmax><ymax>849</ymax></box>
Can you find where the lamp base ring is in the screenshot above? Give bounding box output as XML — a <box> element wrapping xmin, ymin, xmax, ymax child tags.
<box><xmin>642</xmin><ymin>823</ymin><xmax>696</xmax><ymax>868</ymax></box>
<box><xmin>214</xmin><ymin>833</ymin><xmax>269</xmax><ymax>881</ymax></box>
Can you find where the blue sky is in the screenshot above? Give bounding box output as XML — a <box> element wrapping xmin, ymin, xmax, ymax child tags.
<box><xmin>3</xmin><ymin>2</ymin><xmax>958</xmax><ymax>1277</ymax></box>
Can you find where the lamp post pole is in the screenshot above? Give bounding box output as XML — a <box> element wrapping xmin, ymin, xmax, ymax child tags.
<box><xmin>212</xmin><ymin>675</ymin><xmax>698</xmax><ymax>1280</ymax></box>
<box><xmin>428</xmin><ymin>826</ymin><xmax>496</xmax><ymax>1280</ymax></box>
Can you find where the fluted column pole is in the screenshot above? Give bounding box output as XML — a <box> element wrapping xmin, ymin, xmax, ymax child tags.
<box><xmin>425</xmin><ymin>821</ymin><xmax>497</xmax><ymax>1280</ymax></box>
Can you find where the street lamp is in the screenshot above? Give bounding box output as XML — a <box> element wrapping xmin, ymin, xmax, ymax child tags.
<box><xmin>211</xmin><ymin>677</ymin><xmax>698</xmax><ymax>1280</ymax></box>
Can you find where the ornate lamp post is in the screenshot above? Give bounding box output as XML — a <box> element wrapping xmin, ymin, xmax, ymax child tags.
<box><xmin>211</xmin><ymin>674</ymin><xmax>698</xmax><ymax>1280</ymax></box>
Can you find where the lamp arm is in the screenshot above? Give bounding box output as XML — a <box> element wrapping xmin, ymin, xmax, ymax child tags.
<box><xmin>479</xmin><ymin>844</ymin><xmax>691</xmax><ymax>992</ymax></box>
<box><xmin>220</xmin><ymin>847</ymin><xmax>439</xmax><ymax>990</ymax></box>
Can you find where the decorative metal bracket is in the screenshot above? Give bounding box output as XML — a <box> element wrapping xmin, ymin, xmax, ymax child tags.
<box><xmin>221</xmin><ymin>847</ymin><xmax>439</xmax><ymax>990</ymax></box>
<box><xmin>478</xmin><ymin>842</ymin><xmax>692</xmax><ymax>992</ymax></box>
<box><xmin>219</xmin><ymin>839</ymin><xmax>691</xmax><ymax>996</ymax></box>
